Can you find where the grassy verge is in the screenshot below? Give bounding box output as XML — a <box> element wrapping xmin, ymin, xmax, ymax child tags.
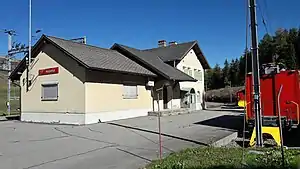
<box><xmin>0</xmin><ymin>85</ymin><xmax>20</xmax><ymax>116</ymax></box>
<box><xmin>145</xmin><ymin>147</ymin><xmax>300</xmax><ymax>169</ymax></box>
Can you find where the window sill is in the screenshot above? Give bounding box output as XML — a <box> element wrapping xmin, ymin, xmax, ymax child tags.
<box><xmin>41</xmin><ymin>98</ymin><xmax>58</xmax><ymax>101</ymax></box>
<box><xmin>123</xmin><ymin>97</ymin><xmax>138</xmax><ymax>99</ymax></box>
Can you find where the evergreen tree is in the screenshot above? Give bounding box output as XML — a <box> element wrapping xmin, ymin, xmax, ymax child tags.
<box><xmin>205</xmin><ymin>69</ymin><xmax>214</xmax><ymax>90</ymax></box>
<box><xmin>206</xmin><ymin>27</ymin><xmax>300</xmax><ymax>90</ymax></box>
<box><xmin>222</xmin><ymin>59</ymin><xmax>230</xmax><ymax>86</ymax></box>
<box><xmin>259</xmin><ymin>34</ymin><xmax>275</xmax><ymax>64</ymax></box>
<box><xmin>296</xmin><ymin>29</ymin><xmax>300</xmax><ymax>68</ymax></box>
<box><xmin>212</xmin><ymin>64</ymin><xmax>223</xmax><ymax>89</ymax></box>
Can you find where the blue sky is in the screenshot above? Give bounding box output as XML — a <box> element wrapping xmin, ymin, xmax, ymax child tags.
<box><xmin>0</xmin><ymin>0</ymin><xmax>299</xmax><ymax>66</ymax></box>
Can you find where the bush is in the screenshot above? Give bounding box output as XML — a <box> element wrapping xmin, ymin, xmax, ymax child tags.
<box><xmin>205</xmin><ymin>86</ymin><xmax>244</xmax><ymax>103</ymax></box>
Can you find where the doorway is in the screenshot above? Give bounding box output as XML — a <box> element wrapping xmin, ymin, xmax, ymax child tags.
<box><xmin>163</xmin><ymin>87</ymin><xmax>168</xmax><ymax>109</ymax></box>
<box><xmin>189</xmin><ymin>88</ymin><xmax>196</xmax><ymax>110</ymax></box>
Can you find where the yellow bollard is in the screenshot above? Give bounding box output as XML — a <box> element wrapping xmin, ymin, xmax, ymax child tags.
<box><xmin>249</xmin><ymin>126</ymin><xmax>281</xmax><ymax>147</ymax></box>
<box><xmin>238</xmin><ymin>100</ymin><xmax>247</xmax><ymax>108</ymax></box>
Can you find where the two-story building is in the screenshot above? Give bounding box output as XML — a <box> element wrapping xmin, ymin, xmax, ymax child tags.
<box><xmin>10</xmin><ymin>35</ymin><xmax>210</xmax><ymax>125</ymax></box>
<box><xmin>112</xmin><ymin>40</ymin><xmax>210</xmax><ymax>111</ymax></box>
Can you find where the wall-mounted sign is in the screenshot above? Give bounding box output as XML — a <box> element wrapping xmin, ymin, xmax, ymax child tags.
<box><xmin>146</xmin><ymin>81</ymin><xmax>154</xmax><ymax>87</ymax></box>
<box><xmin>39</xmin><ymin>67</ymin><xmax>59</xmax><ymax>76</ymax></box>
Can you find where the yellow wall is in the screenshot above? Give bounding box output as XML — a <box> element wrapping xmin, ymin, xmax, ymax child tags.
<box><xmin>85</xmin><ymin>71</ymin><xmax>152</xmax><ymax>113</ymax></box>
<box><xmin>20</xmin><ymin>43</ymin><xmax>153</xmax><ymax>117</ymax></box>
<box><xmin>20</xmin><ymin>44</ymin><xmax>86</xmax><ymax>114</ymax></box>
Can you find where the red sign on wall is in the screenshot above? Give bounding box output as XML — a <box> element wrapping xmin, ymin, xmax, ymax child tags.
<box><xmin>38</xmin><ymin>67</ymin><xmax>59</xmax><ymax>76</ymax></box>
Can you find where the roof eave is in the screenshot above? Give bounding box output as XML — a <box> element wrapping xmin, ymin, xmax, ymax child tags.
<box><xmin>111</xmin><ymin>44</ymin><xmax>172</xmax><ymax>80</ymax></box>
<box><xmin>88</xmin><ymin>66</ymin><xmax>157</xmax><ymax>77</ymax></box>
<box><xmin>176</xmin><ymin>41</ymin><xmax>210</xmax><ymax>69</ymax></box>
<box><xmin>193</xmin><ymin>42</ymin><xmax>211</xmax><ymax>69</ymax></box>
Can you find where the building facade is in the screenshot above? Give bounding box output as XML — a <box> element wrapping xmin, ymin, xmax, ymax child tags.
<box><xmin>11</xmin><ymin>35</ymin><xmax>210</xmax><ymax>124</ymax></box>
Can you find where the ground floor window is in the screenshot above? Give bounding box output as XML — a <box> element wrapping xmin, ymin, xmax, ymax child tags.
<box><xmin>41</xmin><ymin>82</ymin><xmax>58</xmax><ymax>101</ymax></box>
<box><xmin>123</xmin><ymin>84</ymin><xmax>138</xmax><ymax>99</ymax></box>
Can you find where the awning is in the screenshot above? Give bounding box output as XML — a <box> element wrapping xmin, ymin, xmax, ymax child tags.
<box><xmin>180</xmin><ymin>87</ymin><xmax>196</xmax><ymax>93</ymax></box>
<box><xmin>181</xmin><ymin>87</ymin><xmax>192</xmax><ymax>92</ymax></box>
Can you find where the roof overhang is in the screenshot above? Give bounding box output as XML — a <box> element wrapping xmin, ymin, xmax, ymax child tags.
<box><xmin>191</xmin><ymin>42</ymin><xmax>210</xmax><ymax>69</ymax></box>
<box><xmin>180</xmin><ymin>87</ymin><xmax>196</xmax><ymax>93</ymax></box>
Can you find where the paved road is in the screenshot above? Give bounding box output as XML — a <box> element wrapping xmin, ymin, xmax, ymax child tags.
<box><xmin>0</xmin><ymin>110</ymin><xmax>242</xmax><ymax>169</ymax></box>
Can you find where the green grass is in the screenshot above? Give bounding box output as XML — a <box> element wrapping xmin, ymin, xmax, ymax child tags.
<box><xmin>0</xmin><ymin>71</ymin><xmax>20</xmax><ymax>116</ymax></box>
<box><xmin>145</xmin><ymin>147</ymin><xmax>300</xmax><ymax>169</ymax></box>
<box><xmin>0</xmin><ymin>83</ymin><xmax>20</xmax><ymax>116</ymax></box>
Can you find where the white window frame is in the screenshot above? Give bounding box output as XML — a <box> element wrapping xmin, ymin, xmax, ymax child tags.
<box><xmin>123</xmin><ymin>84</ymin><xmax>138</xmax><ymax>99</ymax></box>
<box><xmin>198</xmin><ymin>70</ymin><xmax>202</xmax><ymax>81</ymax></box>
<box><xmin>183</xmin><ymin>66</ymin><xmax>189</xmax><ymax>74</ymax></box>
<box><xmin>188</xmin><ymin>68</ymin><xmax>193</xmax><ymax>77</ymax></box>
<box><xmin>41</xmin><ymin>81</ymin><xmax>59</xmax><ymax>101</ymax></box>
<box><xmin>194</xmin><ymin>69</ymin><xmax>203</xmax><ymax>81</ymax></box>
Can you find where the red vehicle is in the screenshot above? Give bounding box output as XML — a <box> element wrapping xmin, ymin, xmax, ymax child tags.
<box><xmin>245</xmin><ymin>64</ymin><xmax>300</xmax><ymax>129</ymax></box>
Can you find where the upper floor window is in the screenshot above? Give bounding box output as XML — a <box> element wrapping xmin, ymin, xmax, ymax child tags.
<box><xmin>194</xmin><ymin>69</ymin><xmax>202</xmax><ymax>81</ymax></box>
<box><xmin>183</xmin><ymin>66</ymin><xmax>189</xmax><ymax>74</ymax></box>
<box><xmin>188</xmin><ymin>69</ymin><xmax>193</xmax><ymax>77</ymax></box>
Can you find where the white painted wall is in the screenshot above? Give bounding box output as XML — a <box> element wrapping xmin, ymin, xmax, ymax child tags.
<box><xmin>176</xmin><ymin>48</ymin><xmax>205</xmax><ymax>109</ymax></box>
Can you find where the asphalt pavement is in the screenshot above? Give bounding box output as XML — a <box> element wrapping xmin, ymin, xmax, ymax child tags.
<box><xmin>0</xmin><ymin>109</ymin><xmax>242</xmax><ymax>169</ymax></box>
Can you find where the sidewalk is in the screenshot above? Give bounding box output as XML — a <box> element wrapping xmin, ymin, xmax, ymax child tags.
<box><xmin>110</xmin><ymin>110</ymin><xmax>241</xmax><ymax>147</ymax></box>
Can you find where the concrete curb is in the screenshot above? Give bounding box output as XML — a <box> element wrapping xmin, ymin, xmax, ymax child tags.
<box><xmin>210</xmin><ymin>132</ymin><xmax>238</xmax><ymax>147</ymax></box>
<box><xmin>0</xmin><ymin>116</ymin><xmax>7</xmax><ymax>121</ymax></box>
<box><xmin>148</xmin><ymin>109</ymin><xmax>201</xmax><ymax>117</ymax></box>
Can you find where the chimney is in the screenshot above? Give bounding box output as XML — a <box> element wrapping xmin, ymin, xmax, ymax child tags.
<box><xmin>169</xmin><ymin>41</ymin><xmax>177</xmax><ymax>46</ymax></box>
<box><xmin>158</xmin><ymin>40</ymin><xmax>167</xmax><ymax>47</ymax></box>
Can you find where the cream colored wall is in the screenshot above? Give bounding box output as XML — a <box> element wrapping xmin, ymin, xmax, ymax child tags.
<box><xmin>176</xmin><ymin>48</ymin><xmax>205</xmax><ymax>106</ymax></box>
<box><xmin>85</xmin><ymin>71</ymin><xmax>152</xmax><ymax>113</ymax></box>
<box><xmin>20</xmin><ymin>44</ymin><xmax>86</xmax><ymax>114</ymax></box>
<box><xmin>177</xmin><ymin>49</ymin><xmax>204</xmax><ymax>91</ymax></box>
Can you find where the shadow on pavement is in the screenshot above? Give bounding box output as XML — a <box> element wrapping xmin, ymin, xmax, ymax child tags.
<box><xmin>283</xmin><ymin>128</ymin><xmax>300</xmax><ymax>147</ymax></box>
<box><xmin>194</xmin><ymin>115</ymin><xmax>245</xmax><ymax>136</ymax></box>
<box><xmin>207</xmin><ymin>108</ymin><xmax>245</xmax><ymax>113</ymax></box>
<box><xmin>107</xmin><ymin>122</ymin><xmax>209</xmax><ymax>146</ymax></box>
<box><xmin>195</xmin><ymin>115</ymin><xmax>300</xmax><ymax>148</ymax></box>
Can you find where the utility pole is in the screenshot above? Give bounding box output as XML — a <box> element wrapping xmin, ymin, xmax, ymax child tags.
<box><xmin>4</xmin><ymin>30</ymin><xmax>15</xmax><ymax>116</ymax></box>
<box><xmin>29</xmin><ymin>0</ymin><xmax>32</xmax><ymax>66</ymax></box>
<box><xmin>249</xmin><ymin>0</ymin><xmax>263</xmax><ymax>147</ymax></box>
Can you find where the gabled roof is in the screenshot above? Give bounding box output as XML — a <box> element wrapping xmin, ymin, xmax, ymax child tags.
<box><xmin>143</xmin><ymin>41</ymin><xmax>210</xmax><ymax>69</ymax></box>
<box><xmin>47</xmin><ymin>36</ymin><xmax>155</xmax><ymax>76</ymax></box>
<box><xmin>111</xmin><ymin>44</ymin><xmax>196</xmax><ymax>82</ymax></box>
<box><xmin>10</xmin><ymin>35</ymin><xmax>156</xmax><ymax>80</ymax></box>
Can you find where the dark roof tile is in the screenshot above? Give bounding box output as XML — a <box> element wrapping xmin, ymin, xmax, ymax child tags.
<box><xmin>113</xmin><ymin>44</ymin><xmax>196</xmax><ymax>82</ymax></box>
<box><xmin>46</xmin><ymin>36</ymin><xmax>156</xmax><ymax>76</ymax></box>
<box><xmin>144</xmin><ymin>41</ymin><xmax>196</xmax><ymax>62</ymax></box>
<box><xmin>143</xmin><ymin>41</ymin><xmax>210</xmax><ymax>69</ymax></box>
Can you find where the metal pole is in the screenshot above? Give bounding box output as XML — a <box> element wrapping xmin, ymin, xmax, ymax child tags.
<box><xmin>156</xmin><ymin>92</ymin><xmax>162</xmax><ymax>161</ymax></box>
<box><xmin>249</xmin><ymin>0</ymin><xmax>263</xmax><ymax>147</ymax></box>
<box><xmin>277</xmin><ymin>85</ymin><xmax>285</xmax><ymax>167</ymax></box>
<box><xmin>29</xmin><ymin>0</ymin><xmax>32</xmax><ymax>66</ymax></box>
<box><xmin>229</xmin><ymin>81</ymin><xmax>232</xmax><ymax>103</ymax></box>
<box><xmin>7</xmin><ymin>33</ymin><xmax>12</xmax><ymax>115</ymax></box>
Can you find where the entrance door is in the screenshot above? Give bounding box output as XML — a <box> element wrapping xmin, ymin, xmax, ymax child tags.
<box><xmin>163</xmin><ymin>87</ymin><xmax>168</xmax><ymax>109</ymax></box>
<box><xmin>189</xmin><ymin>88</ymin><xmax>196</xmax><ymax>110</ymax></box>
<box><xmin>190</xmin><ymin>94</ymin><xmax>196</xmax><ymax>110</ymax></box>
